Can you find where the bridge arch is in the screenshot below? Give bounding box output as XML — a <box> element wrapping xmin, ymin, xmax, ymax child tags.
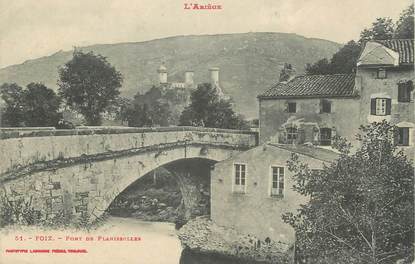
<box><xmin>0</xmin><ymin>127</ymin><xmax>257</xmax><ymax>223</ymax></box>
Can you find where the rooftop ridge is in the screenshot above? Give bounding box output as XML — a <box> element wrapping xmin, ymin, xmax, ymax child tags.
<box><xmin>259</xmin><ymin>73</ymin><xmax>356</xmax><ymax>99</ymax></box>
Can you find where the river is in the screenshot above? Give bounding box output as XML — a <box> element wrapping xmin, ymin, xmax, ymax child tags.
<box><xmin>101</xmin><ymin>217</ymin><xmax>258</xmax><ymax>264</ymax></box>
<box><xmin>0</xmin><ymin>216</ymin><xmax>263</xmax><ymax>264</ymax></box>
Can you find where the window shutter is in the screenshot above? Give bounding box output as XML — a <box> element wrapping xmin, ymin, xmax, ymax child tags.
<box><xmin>406</xmin><ymin>86</ymin><xmax>411</xmax><ymax>102</ymax></box>
<box><xmin>370</xmin><ymin>98</ymin><xmax>376</xmax><ymax>115</ymax></box>
<box><xmin>386</xmin><ymin>99</ymin><xmax>391</xmax><ymax>115</ymax></box>
<box><xmin>298</xmin><ymin>128</ymin><xmax>305</xmax><ymax>144</ymax></box>
<box><xmin>403</xmin><ymin>128</ymin><xmax>409</xmax><ymax>146</ymax></box>
<box><xmin>398</xmin><ymin>85</ymin><xmax>403</xmax><ymax>102</ymax></box>
<box><xmin>331</xmin><ymin>127</ymin><xmax>337</xmax><ymax>138</ymax></box>
<box><xmin>394</xmin><ymin>128</ymin><xmax>400</xmax><ymax>145</ymax></box>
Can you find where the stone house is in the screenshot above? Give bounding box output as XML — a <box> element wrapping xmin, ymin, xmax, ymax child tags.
<box><xmin>258</xmin><ymin>39</ymin><xmax>414</xmax><ymax>154</ymax></box>
<box><xmin>356</xmin><ymin>39</ymin><xmax>414</xmax><ymax>157</ymax></box>
<box><xmin>210</xmin><ymin>143</ymin><xmax>338</xmax><ymax>244</ymax></box>
<box><xmin>257</xmin><ymin>74</ymin><xmax>361</xmax><ymax>146</ymax></box>
<box><xmin>209</xmin><ymin>38</ymin><xmax>413</xmax><ymax>254</ymax></box>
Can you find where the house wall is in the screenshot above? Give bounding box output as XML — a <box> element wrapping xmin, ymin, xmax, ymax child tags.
<box><xmin>357</xmin><ymin>66</ymin><xmax>414</xmax><ymax>124</ymax></box>
<box><xmin>357</xmin><ymin>66</ymin><xmax>415</xmax><ymax>157</ymax></box>
<box><xmin>210</xmin><ymin>145</ymin><xmax>328</xmax><ymax>244</ymax></box>
<box><xmin>259</xmin><ymin>97</ymin><xmax>360</xmax><ymax>145</ymax></box>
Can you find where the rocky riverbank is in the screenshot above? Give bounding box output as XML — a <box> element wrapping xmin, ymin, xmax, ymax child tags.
<box><xmin>178</xmin><ymin>216</ymin><xmax>293</xmax><ymax>264</ymax></box>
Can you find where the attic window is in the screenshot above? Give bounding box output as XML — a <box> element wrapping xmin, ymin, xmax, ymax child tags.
<box><xmin>377</xmin><ymin>68</ymin><xmax>387</xmax><ymax>79</ymax></box>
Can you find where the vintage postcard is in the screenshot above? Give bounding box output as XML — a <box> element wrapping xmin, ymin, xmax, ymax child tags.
<box><xmin>0</xmin><ymin>0</ymin><xmax>413</xmax><ymax>263</ymax></box>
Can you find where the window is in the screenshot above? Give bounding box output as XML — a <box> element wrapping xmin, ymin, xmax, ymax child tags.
<box><xmin>286</xmin><ymin>127</ymin><xmax>298</xmax><ymax>144</ymax></box>
<box><xmin>321</xmin><ymin>99</ymin><xmax>331</xmax><ymax>113</ymax></box>
<box><xmin>287</xmin><ymin>102</ymin><xmax>296</xmax><ymax>113</ymax></box>
<box><xmin>398</xmin><ymin>83</ymin><xmax>412</xmax><ymax>102</ymax></box>
<box><xmin>234</xmin><ymin>163</ymin><xmax>246</xmax><ymax>193</ymax></box>
<box><xmin>370</xmin><ymin>98</ymin><xmax>391</xmax><ymax>116</ymax></box>
<box><xmin>377</xmin><ymin>68</ymin><xmax>387</xmax><ymax>79</ymax></box>
<box><xmin>320</xmin><ymin>128</ymin><xmax>332</xmax><ymax>146</ymax></box>
<box><xmin>397</xmin><ymin>127</ymin><xmax>410</xmax><ymax>146</ymax></box>
<box><xmin>271</xmin><ymin>166</ymin><xmax>284</xmax><ymax>197</ymax></box>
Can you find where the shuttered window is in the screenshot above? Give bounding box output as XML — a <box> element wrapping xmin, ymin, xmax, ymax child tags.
<box><xmin>397</xmin><ymin>127</ymin><xmax>410</xmax><ymax>146</ymax></box>
<box><xmin>398</xmin><ymin>83</ymin><xmax>411</xmax><ymax>102</ymax></box>
<box><xmin>370</xmin><ymin>98</ymin><xmax>391</xmax><ymax>116</ymax></box>
<box><xmin>321</xmin><ymin>99</ymin><xmax>331</xmax><ymax>113</ymax></box>
<box><xmin>287</xmin><ymin>102</ymin><xmax>296</xmax><ymax>113</ymax></box>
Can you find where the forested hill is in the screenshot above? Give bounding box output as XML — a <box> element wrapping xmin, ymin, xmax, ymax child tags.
<box><xmin>0</xmin><ymin>32</ymin><xmax>340</xmax><ymax>118</ymax></box>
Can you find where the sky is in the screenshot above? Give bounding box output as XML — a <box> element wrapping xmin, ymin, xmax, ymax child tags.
<box><xmin>0</xmin><ymin>0</ymin><xmax>411</xmax><ymax>68</ymax></box>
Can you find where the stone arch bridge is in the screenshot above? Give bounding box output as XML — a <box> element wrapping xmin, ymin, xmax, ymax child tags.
<box><xmin>0</xmin><ymin>126</ymin><xmax>258</xmax><ymax>222</ymax></box>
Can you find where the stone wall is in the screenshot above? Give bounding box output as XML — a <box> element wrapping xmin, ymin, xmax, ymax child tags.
<box><xmin>357</xmin><ymin>66</ymin><xmax>415</xmax><ymax>158</ymax></box>
<box><xmin>179</xmin><ymin>216</ymin><xmax>293</xmax><ymax>264</ymax></box>
<box><xmin>0</xmin><ymin>126</ymin><xmax>257</xmax><ymax>223</ymax></box>
<box><xmin>259</xmin><ymin>97</ymin><xmax>360</xmax><ymax>145</ymax></box>
<box><xmin>0</xmin><ymin>126</ymin><xmax>258</xmax><ymax>176</ymax></box>
<box><xmin>0</xmin><ymin>144</ymin><xmax>243</xmax><ymax>222</ymax></box>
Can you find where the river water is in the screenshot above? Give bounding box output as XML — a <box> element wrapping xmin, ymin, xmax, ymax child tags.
<box><xmin>101</xmin><ymin>217</ymin><xmax>258</xmax><ymax>264</ymax></box>
<box><xmin>0</xmin><ymin>216</ymin><xmax>262</xmax><ymax>264</ymax></box>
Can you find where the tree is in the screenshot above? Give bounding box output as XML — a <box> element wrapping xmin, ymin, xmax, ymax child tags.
<box><xmin>306</xmin><ymin>4</ymin><xmax>414</xmax><ymax>76</ymax></box>
<box><xmin>394</xmin><ymin>4</ymin><xmax>414</xmax><ymax>39</ymax></box>
<box><xmin>306</xmin><ymin>41</ymin><xmax>362</xmax><ymax>75</ymax></box>
<box><xmin>179</xmin><ymin>83</ymin><xmax>249</xmax><ymax>129</ymax></box>
<box><xmin>58</xmin><ymin>50</ymin><xmax>123</xmax><ymax>125</ymax></box>
<box><xmin>359</xmin><ymin>18</ymin><xmax>395</xmax><ymax>44</ymax></box>
<box><xmin>0</xmin><ymin>83</ymin><xmax>25</xmax><ymax>126</ymax></box>
<box><xmin>121</xmin><ymin>86</ymin><xmax>179</xmax><ymax>127</ymax></box>
<box><xmin>22</xmin><ymin>83</ymin><xmax>61</xmax><ymax>126</ymax></box>
<box><xmin>330</xmin><ymin>41</ymin><xmax>361</xmax><ymax>73</ymax></box>
<box><xmin>305</xmin><ymin>58</ymin><xmax>332</xmax><ymax>75</ymax></box>
<box><xmin>283</xmin><ymin>121</ymin><xmax>414</xmax><ymax>263</ymax></box>
<box><xmin>0</xmin><ymin>83</ymin><xmax>62</xmax><ymax>127</ymax></box>
<box><xmin>123</xmin><ymin>103</ymin><xmax>152</xmax><ymax>127</ymax></box>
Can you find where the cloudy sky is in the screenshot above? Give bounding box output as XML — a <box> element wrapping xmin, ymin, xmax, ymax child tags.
<box><xmin>0</xmin><ymin>0</ymin><xmax>411</xmax><ymax>68</ymax></box>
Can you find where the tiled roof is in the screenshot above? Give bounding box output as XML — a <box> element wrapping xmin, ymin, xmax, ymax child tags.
<box><xmin>258</xmin><ymin>74</ymin><xmax>356</xmax><ymax>99</ymax></box>
<box><xmin>376</xmin><ymin>39</ymin><xmax>414</xmax><ymax>64</ymax></box>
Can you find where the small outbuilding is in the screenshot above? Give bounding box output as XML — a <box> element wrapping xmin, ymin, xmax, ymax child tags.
<box><xmin>210</xmin><ymin>143</ymin><xmax>338</xmax><ymax>245</ymax></box>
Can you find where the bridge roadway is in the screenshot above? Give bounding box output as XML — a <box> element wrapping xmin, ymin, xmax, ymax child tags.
<box><xmin>0</xmin><ymin>126</ymin><xmax>258</xmax><ymax>220</ymax></box>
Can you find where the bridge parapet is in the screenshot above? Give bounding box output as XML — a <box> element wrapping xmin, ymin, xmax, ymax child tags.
<box><xmin>0</xmin><ymin>126</ymin><xmax>258</xmax><ymax>176</ymax></box>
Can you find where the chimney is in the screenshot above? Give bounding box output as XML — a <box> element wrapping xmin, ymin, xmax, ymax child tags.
<box><xmin>279</xmin><ymin>63</ymin><xmax>296</xmax><ymax>82</ymax></box>
<box><xmin>354</xmin><ymin>75</ymin><xmax>362</xmax><ymax>95</ymax></box>
<box><xmin>209</xmin><ymin>67</ymin><xmax>220</xmax><ymax>87</ymax></box>
<box><xmin>185</xmin><ymin>71</ymin><xmax>194</xmax><ymax>86</ymax></box>
<box><xmin>157</xmin><ymin>64</ymin><xmax>168</xmax><ymax>84</ymax></box>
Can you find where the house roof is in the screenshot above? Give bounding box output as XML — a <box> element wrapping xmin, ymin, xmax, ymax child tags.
<box><xmin>268</xmin><ymin>143</ymin><xmax>339</xmax><ymax>163</ymax></box>
<box><xmin>258</xmin><ymin>74</ymin><xmax>356</xmax><ymax>99</ymax></box>
<box><xmin>375</xmin><ymin>39</ymin><xmax>414</xmax><ymax>65</ymax></box>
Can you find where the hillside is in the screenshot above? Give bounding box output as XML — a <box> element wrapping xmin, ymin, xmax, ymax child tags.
<box><xmin>0</xmin><ymin>32</ymin><xmax>341</xmax><ymax>118</ymax></box>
